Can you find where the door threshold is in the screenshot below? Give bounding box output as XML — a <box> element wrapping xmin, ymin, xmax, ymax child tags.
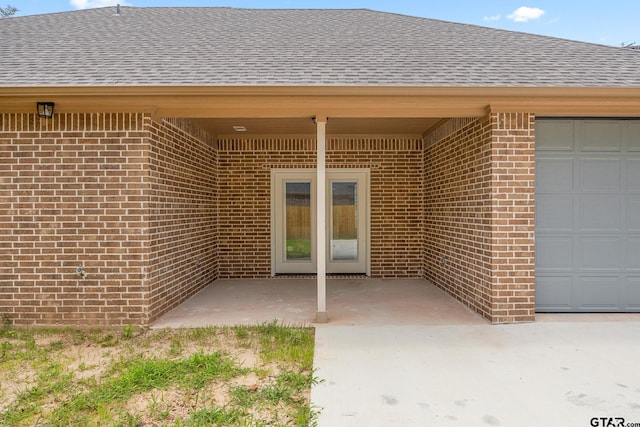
<box><xmin>273</xmin><ymin>273</ymin><xmax>369</xmax><ymax>279</ymax></box>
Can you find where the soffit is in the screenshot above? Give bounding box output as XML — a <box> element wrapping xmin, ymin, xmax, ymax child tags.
<box><xmin>191</xmin><ymin>117</ymin><xmax>442</xmax><ymax>138</ymax></box>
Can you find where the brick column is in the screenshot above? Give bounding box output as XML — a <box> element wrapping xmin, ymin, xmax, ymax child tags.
<box><xmin>489</xmin><ymin>112</ymin><xmax>536</xmax><ymax>323</ymax></box>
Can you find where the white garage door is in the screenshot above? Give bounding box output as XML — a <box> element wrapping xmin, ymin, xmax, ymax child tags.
<box><xmin>536</xmin><ymin>119</ymin><xmax>640</xmax><ymax>312</ymax></box>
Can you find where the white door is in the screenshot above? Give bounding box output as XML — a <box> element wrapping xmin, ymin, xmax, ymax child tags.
<box><xmin>272</xmin><ymin>169</ymin><xmax>369</xmax><ymax>275</ymax></box>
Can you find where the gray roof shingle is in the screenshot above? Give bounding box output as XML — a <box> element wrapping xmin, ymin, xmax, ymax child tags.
<box><xmin>1</xmin><ymin>7</ymin><xmax>639</xmax><ymax>87</ymax></box>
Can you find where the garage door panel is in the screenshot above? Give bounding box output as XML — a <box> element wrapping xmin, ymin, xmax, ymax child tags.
<box><xmin>537</xmin><ymin>158</ymin><xmax>573</xmax><ymax>192</ymax></box>
<box><xmin>628</xmin><ymin>238</ymin><xmax>640</xmax><ymax>270</ymax></box>
<box><xmin>537</xmin><ymin>195</ymin><xmax>573</xmax><ymax>231</ymax></box>
<box><xmin>536</xmin><ymin>237</ymin><xmax>573</xmax><ymax>269</ymax></box>
<box><xmin>628</xmin><ymin>198</ymin><xmax>640</xmax><ymax>231</ymax></box>
<box><xmin>580</xmin><ymin>197</ymin><xmax>620</xmax><ymax>231</ymax></box>
<box><xmin>536</xmin><ymin>120</ymin><xmax>574</xmax><ymax>151</ymax></box>
<box><xmin>623</xmin><ymin>277</ymin><xmax>640</xmax><ymax>309</ymax></box>
<box><xmin>628</xmin><ymin>159</ymin><xmax>640</xmax><ymax>191</ymax></box>
<box><xmin>580</xmin><ymin>121</ymin><xmax>622</xmax><ymax>152</ymax></box>
<box><xmin>580</xmin><ymin>159</ymin><xmax>621</xmax><ymax>192</ymax></box>
<box><xmin>629</xmin><ymin>122</ymin><xmax>640</xmax><ymax>151</ymax></box>
<box><xmin>577</xmin><ymin>276</ymin><xmax>620</xmax><ymax>309</ymax></box>
<box><xmin>536</xmin><ymin>276</ymin><xmax>573</xmax><ymax>310</ymax></box>
<box><xmin>580</xmin><ymin>238</ymin><xmax>620</xmax><ymax>270</ymax></box>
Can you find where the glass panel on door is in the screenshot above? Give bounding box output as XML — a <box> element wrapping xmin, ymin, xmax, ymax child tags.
<box><xmin>331</xmin><ymin>182</ymin><xmax>358</xmax><ymax>261</ymax></box>
<box><xmin>285</xmin><ymin>182</ymin><xmax>311</xmax><ymax>261</ymax></box>
<box><xmin>274</xmin><ymin>172</ymin><xmax>316</xmax><ymax>274</ymax></box>
<box><xmin>326</xmin><ymin>173</ymin><xmax>366</xmax><ymax>273</ymax></box>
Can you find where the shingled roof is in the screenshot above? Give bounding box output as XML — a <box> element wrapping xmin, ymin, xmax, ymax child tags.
<box><xmin>1</xmin><ymin>6</ymin><xmax>639</xmax><ymax>87</ymax></box>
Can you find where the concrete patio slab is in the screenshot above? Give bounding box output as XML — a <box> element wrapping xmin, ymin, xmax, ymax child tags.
<box><xmin>151</xmin><ymin>278</ymin><xmax>484</xmax><ymax>328</ymax></box>
<box><xmin>311</xmin><ymin>319</ymin><xmax>640</xmax><ymax>427</ymax></box>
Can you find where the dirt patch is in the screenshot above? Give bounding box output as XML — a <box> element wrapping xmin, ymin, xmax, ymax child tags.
<box><xmin>0</xmin><ymin>325</ymin><xmax>317</xmax><ymax>426</ymax></box>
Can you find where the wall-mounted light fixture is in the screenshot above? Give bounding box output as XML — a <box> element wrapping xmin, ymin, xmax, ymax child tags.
<box><xmin>36</xmin><ymin>102</ymin><xmax>55</xmax><ymax>119</ymax></box>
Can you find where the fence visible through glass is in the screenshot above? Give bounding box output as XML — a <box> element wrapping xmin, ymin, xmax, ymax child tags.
<box><xmin>331</xmin><ymin>181</ymin><xmax>358</xmax><ymax>261</ymax></box>
<box><xmin>285</xmin><ymin>182</ymin><xmax>311</xmax><ymax>260</ymax></box>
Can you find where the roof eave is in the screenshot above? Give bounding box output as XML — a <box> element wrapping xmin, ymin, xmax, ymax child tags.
<box><xmin>1</xmin><ymin>85</ymin><xmax>640</xmax><ymax>118</ymax></box>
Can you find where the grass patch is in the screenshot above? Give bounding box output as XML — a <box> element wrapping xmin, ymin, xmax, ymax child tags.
<box><xmin>183</xmin><ymin>406</ymin><xmax>244</xmax><ymax>425</ymax></box>
<box><xmin>0</xmin><ymin>322</ymin><xmax>318</xmax><ymax>426</ymax></box>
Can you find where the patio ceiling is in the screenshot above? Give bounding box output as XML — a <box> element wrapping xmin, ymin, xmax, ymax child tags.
<box><xmin>190</xmin><ymin>117</ymin><xmax>444</xmax><ymax>139</ymax></box>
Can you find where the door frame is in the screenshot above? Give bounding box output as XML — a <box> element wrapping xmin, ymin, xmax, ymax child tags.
<box><xmin>271</xmin><ymin>168</ymin><xmax>371</xmax><ymax>276</ymax></box>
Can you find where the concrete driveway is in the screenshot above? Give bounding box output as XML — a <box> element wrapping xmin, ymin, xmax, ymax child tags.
<box><xmin>311</xmin><ymin>318</ymin><xmax>640</xmax><ymax>426</ymax></box>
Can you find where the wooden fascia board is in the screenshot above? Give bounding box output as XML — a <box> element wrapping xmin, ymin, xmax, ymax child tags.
<box><xmin>1</xmin><ymin>86</ymin><xmax>640</xmax><ymax>118</ymax></box>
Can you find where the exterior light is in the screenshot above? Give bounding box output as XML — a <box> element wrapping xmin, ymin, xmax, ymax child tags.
<box><xmin>36</xmin><ymin>102</ymin><xmax>55</xmax><ymax>119</ymax></box>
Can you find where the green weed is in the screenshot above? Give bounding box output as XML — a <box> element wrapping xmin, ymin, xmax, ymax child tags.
<box><xmin>122</xmin><ymin>324</ymin><xmax>135</xmax><ymax>340</ymax></box>
<box><xmin>184</xmin><ymin>406</ymin><xmax>245</xmax><ymax>426</ymax></box>
<box><xmin>168</xmin><ymin>337</ymin><xmax>183</xmax><ymax>357</ymax></box>
<box><xmin>255</xmin><ymin>320</ymin><xmax>315</xmax><ymax>368</ymax></box>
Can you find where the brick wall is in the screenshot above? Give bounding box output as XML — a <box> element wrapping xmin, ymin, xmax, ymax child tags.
<box><xmin>423</xmin><ymin>113</ymin><xmax>535</xmax><ymax>323</ymax></box>
<box><xmin>147</xmin><ymin>118</ymin><xmax>218</xmax><ymax>322</ymax></box>
<box><xmin>217</xmin><ymin>136</ymin><xmax>423</xmax><ymax>278</ymax></box>
<box><xmin>424</xmin><ymin>117</ymin><xmax>494</xmax><ymax>319</ymax></box>
<box><xmin>0</xmin><ymin>113</ymin><xmax>151</xmax><ymax>325</ymax></box>
<box><xmin>0</xmin><ymin>113</ymin><xmax>218</xmax><ymax>326</ymax></box>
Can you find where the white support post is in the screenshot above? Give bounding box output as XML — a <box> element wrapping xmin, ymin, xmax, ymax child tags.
<box><xmin>315</xmin><ymin>116</ymin><xmax>329</xmax><ymax>323</ymax></box>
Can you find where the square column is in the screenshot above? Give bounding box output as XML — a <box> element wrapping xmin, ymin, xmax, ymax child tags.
<box><xmin>315</xmin><ymin>116</ymin><xmax>329</xmax><ymax>323</ymax></box>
